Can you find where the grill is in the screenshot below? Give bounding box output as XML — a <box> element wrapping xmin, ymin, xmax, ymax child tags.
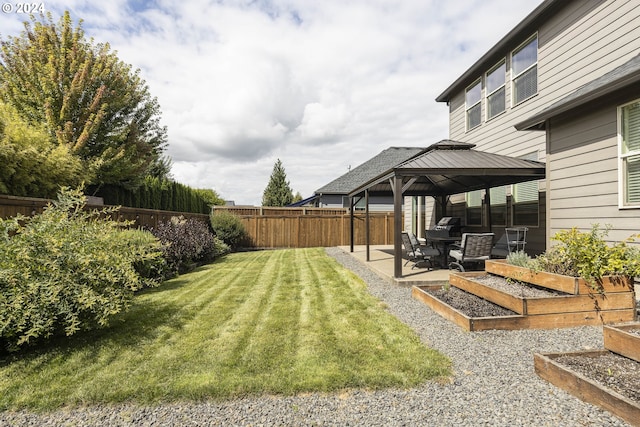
<box><xmin>426</xmin><ymin>217</ymin><xmax>463</xmax><ymax>240</ymax></box>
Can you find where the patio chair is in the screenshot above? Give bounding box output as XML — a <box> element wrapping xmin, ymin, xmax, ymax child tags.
<box><xmin>401</xmin><ymin>232</ymin><xmax>440</xmax><ymax>270</ymax></box>
<box><xmin>448</xmin><ymin>233</ymin><xmax>494</xmax><ymax>272</ymax></box>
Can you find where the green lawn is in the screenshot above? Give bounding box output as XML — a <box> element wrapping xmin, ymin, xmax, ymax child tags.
<box><xmin>0</xmin><ymin>248</ymin><xmax>450</xmax><ymax>410</ymax></box>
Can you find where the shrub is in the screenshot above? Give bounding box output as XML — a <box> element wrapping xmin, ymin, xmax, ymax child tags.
<box><xmin>0</xmin><ymin>188</ymin><xmax>163</xmax><ymax>352</ymax></box>
<box><xmin>549</xmin><ymin>225</ymin><xmax>640</xmax><ymax>288</ymax></box>
<box><xmin>151</xmin><ymin>216</ymin><xmax>228</xmax><ymax>276</ymax></box>
<box><xmin>505</xmin><ymin>250</ymin><xmax>532</xmax><ymax>268</ymax></box>
<box><xmin>510</xmin><ymin>224</ymin><xmax>640</xmax><ymax>293</ymax></box>
<box><xmin>210</xmin><ymin>210</ymin><xmax>248</xmax><ymax>250</ymax></box>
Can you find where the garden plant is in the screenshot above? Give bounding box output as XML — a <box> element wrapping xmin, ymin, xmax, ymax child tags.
<box><xmin>507</xmin><ymin>224</ymin><xmax>640</xmax><ymax>293</ymax></box>
<box><xmin>0</xmin><ymin>188</ymin><xmax>163</xmax><ymax>352</ymax></box>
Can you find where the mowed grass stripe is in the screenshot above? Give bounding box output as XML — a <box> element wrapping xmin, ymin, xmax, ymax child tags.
<box><xmin>0</xmin><ymin>248</ymin><xmax>451</xmax><ymax>410</ymax></box>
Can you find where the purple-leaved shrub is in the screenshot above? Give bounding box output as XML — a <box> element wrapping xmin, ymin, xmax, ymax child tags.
<box><xmin>151</xmin><ymin>216</ymin><xmax>228</xmax><ymax>277</ymax></box>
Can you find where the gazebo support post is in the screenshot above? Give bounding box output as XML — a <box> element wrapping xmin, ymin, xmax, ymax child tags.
<box><xmin>393</xmin><ymin>175</ymin><xmax>403</xmax><ymax>278</ymax></box>
<box><xmin>365</xmin><ymin>189</ymin><xmax>370</xmax><ymax>261</ymax></box>
<box><xmin>349</xmin><ymin>196</ymin><xmax>355</xmax><ymax>252</ymax></box>
<box><xmin>485</xmin><ymin>186</ymin><xmax>492</xmax><ymax>232</ymax></box>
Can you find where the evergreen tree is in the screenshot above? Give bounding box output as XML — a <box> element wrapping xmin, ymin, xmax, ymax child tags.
<box><xmin>262</xmin><ymin>159</ymin><xmax>294</xmax><ymax>207</ymax></box>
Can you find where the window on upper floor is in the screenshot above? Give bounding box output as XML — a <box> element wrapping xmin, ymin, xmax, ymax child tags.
<box><xmin>619</xmin><ymin>100</ymin><xmax>640</xmax><ymax>208</ymax></box>
<box><xmin>512</xmin><ymin>35</ymin><xmax>538</xmax><ymax>105</ymax></box>
<box><xmin>465</xmin><ymin>79</ymin><xmax>482</xmax><ymax>131</ymax></box>
<box><xmin>486</xmin><ymin>61</ymin><xmax>506</xmax><ymax>119</ymax></box>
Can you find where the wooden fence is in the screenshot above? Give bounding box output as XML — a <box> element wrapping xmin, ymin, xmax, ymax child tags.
<box><xmin>0</xmin><ymin>196</ymin><xmax>398</xmax><ymax>248</ymax></box>
<box><xmin>0</xmin><ymin>194</ymin><xmax>209</xmax><ymax>229</ymax></box>
<box><xmin>214</xmin><ymin>206</ymin><xmax>397</xmax><ymax>248</ymax></box>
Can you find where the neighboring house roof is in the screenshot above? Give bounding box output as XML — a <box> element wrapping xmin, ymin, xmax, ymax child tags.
<box><xmin>314</xmin><ymin>146</ymin><xmax>426</xmax><ymax>195</ymax></box>
<box><xmin>286</xmin><ymin>194</ymin><xmax>319</xmax><ymax>207</ymax></box>
<box><xmin>515</xmin><ymin>53</ymin><xmax>640</xmax><ymax>131</ymax></box>
<box><xmin>349</xmin><ymin>140</ymin><xmax>545</xmax><ymax>197</ymax></box>
<box><xmin>436</xmin><ymin>0</ymin><xmax>561</xmax><ymax>103</ymax></box>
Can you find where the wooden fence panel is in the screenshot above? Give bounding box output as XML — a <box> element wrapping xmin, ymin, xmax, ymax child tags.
<box><xmin>236</xmin><ymin>213</ymin><xmax>397</xmax><ymax>248</ymax></box>
<box><xmin>1</xmin><ymin>195</ymin><xmax>399</xmax><ymax>248</ymax></box>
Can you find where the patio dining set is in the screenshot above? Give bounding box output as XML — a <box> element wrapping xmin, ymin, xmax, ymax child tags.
<box><xmin>401</xmin><ymin>218</ymin><xmax>528</xmax><ymax>272</ymax></box>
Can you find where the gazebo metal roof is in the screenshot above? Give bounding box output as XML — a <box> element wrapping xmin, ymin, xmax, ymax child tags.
<box><xmin>346</xmin><ymin>140</ymin><xmax>546</xmax><ymax>278</ymax></box>
<box><xmin>349</xmin><ymin>140</ymin><xmax>545</xmax><ymax>198</ymax></box>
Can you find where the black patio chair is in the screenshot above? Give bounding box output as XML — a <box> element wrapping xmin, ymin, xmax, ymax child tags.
<box><xmin>448</xmin><ymin>232</ymin><xmax>494</xmax><ymax>272</ymax></box>
<box><xmin>401</xmin><ymin>232</ymin><xmax>440</xmax><ymax>270</ymax></box>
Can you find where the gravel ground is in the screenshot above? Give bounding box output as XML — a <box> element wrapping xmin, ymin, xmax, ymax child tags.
<box><xmin>472</xmin><ymin>274</ymin><xmax>565</xmax><ymax>298</ymax></box>
<box><xmin>0</xmin><ymin>247</ymin><xmax>632</xmax><ymax>427</ymax></box>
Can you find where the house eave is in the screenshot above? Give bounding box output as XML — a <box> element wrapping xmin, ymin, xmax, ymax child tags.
<box><xmin>435</xmin><ymin>0</ymin><xmax>562</xmax><ymax>103</ymax></box>
<box><xmin>515</xmin><ymin>71</ymin><xmax>640</xmax><ymax>131</ymax></box>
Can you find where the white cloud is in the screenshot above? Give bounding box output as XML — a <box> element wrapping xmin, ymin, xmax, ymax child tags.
<box><xmin>0</xmin><ymin>0</ymin><xmax>543</xmax><ymax>204</ymax></box>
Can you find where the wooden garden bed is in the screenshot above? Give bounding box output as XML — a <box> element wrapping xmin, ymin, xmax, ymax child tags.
<box><xmin>450</xmin><ymin>272</ymin><xmax>636</xmax><ymax>319</ymax></box>
<box><xmin>411</xmin><ymin>285</ymin><xmax>524</xmax><ymax>332</ymax></box>
<box><xmin>484</xmin><ymin>259</ymin><xmax>634</xmax><ymax>295</ymax></box>
<box><xmin>604</xmin><ymin>322</ymin><xmax>640</xmax><ymax>363</ymax></box>
<box><xmin>535</xmin><ymin>321</ymin><xmax>640</xmax><ymax>426</ymax></box>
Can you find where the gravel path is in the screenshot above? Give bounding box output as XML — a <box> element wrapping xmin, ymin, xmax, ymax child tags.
<box><xmin>0</xmin><ymin>247</ymin><xmax>631</xmax><ymax>426</ymax></box>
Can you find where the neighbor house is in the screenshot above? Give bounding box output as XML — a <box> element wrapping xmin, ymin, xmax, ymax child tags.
<box><xmin>314</xmin><ymin>146</ymin><xmax>425</xmax><ymax>211</ymax></box>
<box><xmin>410</xmin><ymin>0</ymin><xmax>640</xmax><ymax>253</ymax></box>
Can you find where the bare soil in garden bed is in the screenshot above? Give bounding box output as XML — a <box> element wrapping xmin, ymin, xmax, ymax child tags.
<box><xmin>554</xmin><ymin>352</ymin><xmax>640</xmax><ymax>404</ymax></box>
<box><xmin>471</xmin><ymin>274</ymin><xmax>569</xmax><ymax>298</ymax></box>
<box><xmin>425</xmin><ymin>286</ymin><xmax>517</xmax><ymax>317</ymax></box>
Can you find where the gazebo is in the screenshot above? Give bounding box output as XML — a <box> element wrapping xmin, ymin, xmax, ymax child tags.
<box><xmin>347</xmin><ymin>140</ymin><xmax>546</xmax><ymax>278</ymax></box>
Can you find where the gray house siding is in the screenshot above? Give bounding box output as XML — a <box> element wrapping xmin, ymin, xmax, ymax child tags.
<box><xmin>547</xmin><ymin>96</ymin><xmax>640</xmax><ymax>243</ymax></box>
<box><xmin>434</xmin><ymin>0</ymin><xmax>640</xmax><ymax>252</ymax></box>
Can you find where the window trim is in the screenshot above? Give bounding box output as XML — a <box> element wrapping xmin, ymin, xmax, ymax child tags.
<box><xmin>485</xmin><ymin>59</ymin><xmax>506</xmax><ymax>121</ymax></box>
<box><xmin>465</xmin><ymin>79</ymin><xmax>482</xmax><ymax>131</ymax></box>
<box><xmin>618</xmin><ymin>99</ymin><xmax>640</xmax><ymax>209</ymax></box>
<box><xmin>511</xmin><ymin>34</ymin><xmax>538</xmax><ymax>106</ymax></box>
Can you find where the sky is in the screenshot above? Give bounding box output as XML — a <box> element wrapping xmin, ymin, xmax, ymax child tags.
<box><xmin>0</xmin><ymin>0</ymin><xmax>543</xmax><ymax>205</ymax></box>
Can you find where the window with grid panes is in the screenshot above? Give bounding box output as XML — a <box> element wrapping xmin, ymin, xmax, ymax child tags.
<box><xmin>466</xmin><ymin>80</ymin><xmax>482</xmax><ymax>130</ymax></box>
<box><xmin>512</xmin><ymin>36</ymin><xmax>537</xmax><ymax>105</ymax></box>
<box><xmin>620</xmin><ymin>100</ymin><xmax>640</xmax><ymax>207</ymax></box>
<box><xmin>486</xmin><ymin>61</ymin><xmax>506</xmax><ymax>119</ymax></box>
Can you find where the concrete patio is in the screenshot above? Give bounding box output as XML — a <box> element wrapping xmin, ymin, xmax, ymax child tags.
<box><xmin>338</xmin><ymin>245</ymin><xmax>451</xmax><ymax>287</ymax></box>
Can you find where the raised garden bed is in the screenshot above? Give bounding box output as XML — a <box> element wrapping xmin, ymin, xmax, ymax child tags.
<box><xmin>604</xmin><ymin>322</ymin><xmax>640</xmax><ymax>363</ymax></box>
<box><xmin>535</xmin><ymin>321</ymin><xmax>640</xmax><ymax>426</ymax></box>
<box><xmin>535</xmin><ymin>350</ymin><xmax>640</xmax><ymax>426</ymax></box>
<box><xmin>485</xmin><ymin>259</ymin><xmax>634</xmax><ymax>295</ymax></box>
<box><xmin>411</xmin><ymin>285</ymin><xmax>523</xmax><ymax>332</ymax></box>
<box><xmin>450</xmin><ymin>272</ymin><xmax>636</xmax><ymax>320</ymax></box>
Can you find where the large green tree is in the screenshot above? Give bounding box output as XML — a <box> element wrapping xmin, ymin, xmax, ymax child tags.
<box><xmin>0</xmin><ymin>11</ymin><xmax>168</xmax><ymax>189</ymax></box>
<box><xmin>262</xmin><ymin>159</ymin><xmax>294</xmax><ymax>207</ymax></box>
<box><xmin>0</xmin><ymin>101</ymin><xmax>84</xmax><ymax>198</ymax></box>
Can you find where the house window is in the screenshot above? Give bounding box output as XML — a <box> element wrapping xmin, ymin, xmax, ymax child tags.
<box><xmin>512</xmin><ymin>35</ymin><xmax>537</xmax><ymax>105</ymax></box>
<box><xmin>489</xmin><ymin>185</ymin><xmax>507</xmax><ymax>226</ymax></box>
<box><xmin>512</xmin><ymin>153</ymin><xmax>539</xmax><ymax>226</ymax></box>
<box><xmin>486</xmin><ymin>61</ymin><xmax>506</xmax><ymax>119</ymax></box>
<box><xmin>466</xmin><ymin>189</ymin><xmax>483</xmax><ymax>226</ymax></box>
<box><xmin>620</xmin><ymin>100</ymin><xmax>640</xmax><ymax>207</ymax></box>
<box><xmin>466</xmin><ymin>79</ymin><xmax>482</xmax><ymax>130</ymax></box>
